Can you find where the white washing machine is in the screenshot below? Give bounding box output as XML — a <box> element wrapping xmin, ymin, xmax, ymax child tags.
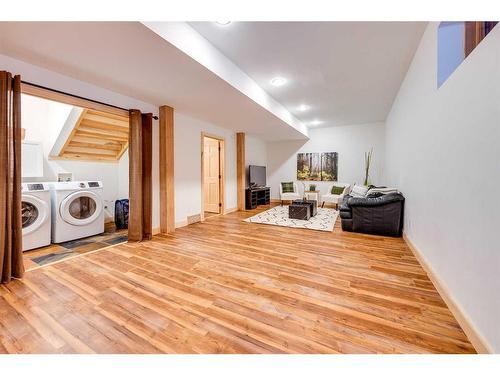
<box><xmin>49</xmin><ymin>181</ymin><xmax>105</xmax><ymax>243</ymax></box>
<box><xmin>22</xmin><ymin>182</ymin><xmax>51</xmax><ymax>251</ymax></box>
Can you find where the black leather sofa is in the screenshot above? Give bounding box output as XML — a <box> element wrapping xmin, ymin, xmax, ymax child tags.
<box><xmin>339</xmin><ymin>192</ymin><xmax>405</xmax><ymax>237</ymax></box>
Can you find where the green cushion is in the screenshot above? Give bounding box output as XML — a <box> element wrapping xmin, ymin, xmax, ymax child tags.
<box><xmin>331</xmin><ymin>185</ymin><xmax>345</xmax><ymax>195</ymax></box>
<box><xmin>281</xmin><ymin>182</ymin><xmax>294</xmax><ymax>193</ymax></box>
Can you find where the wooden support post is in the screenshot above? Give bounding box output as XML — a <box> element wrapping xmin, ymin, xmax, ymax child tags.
<box><xmin>159</xmin><ymin>105</ymin><xmax>175</xmax><ymax>234</ymax></box>
<box><xmin>141</xmin><ymin>113</ymin><xmax>153</xmax><ymax>240</ymax></box>
<box><xmin>236</xmin><ymin>132</ymin><xmax>245</xmax><ymax>211</ymax></box>
<box><xmin>128</xmin><ymin>110</ymin><xmax>143</xmax><ymax>241</ymax></box>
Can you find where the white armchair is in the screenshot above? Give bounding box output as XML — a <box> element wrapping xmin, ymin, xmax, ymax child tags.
<box><xmin>279</xmin><ymin>182</ymin><xmax>301</xmax><ymax>205</ymax></box>
<box><xmin>321</xmin><ymin>182</ymin><xmax>351</xmax><ymax>209</ymax></box>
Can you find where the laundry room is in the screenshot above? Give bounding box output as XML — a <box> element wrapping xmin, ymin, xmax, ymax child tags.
<box><xmin>20</xmin><ymin>92</ymin><xmax>130</xmax><ymax>269</ymax></box>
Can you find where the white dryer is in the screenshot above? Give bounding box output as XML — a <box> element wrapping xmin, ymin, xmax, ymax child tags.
<box><xmin>22</xmin><ymin>183</ymin><xmax>51</xmax><ymax>251</ymax></box>
<box><xmin>49</xmin><ymin>181</ymin><xmax>105</xmax><ymax>243</ymax></box>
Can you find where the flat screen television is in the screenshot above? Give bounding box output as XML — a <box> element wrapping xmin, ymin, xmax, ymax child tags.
<box><xmin>249</xmin><ymin>165</ymin><xmax>267</xmax><ymax>188</ymax></box>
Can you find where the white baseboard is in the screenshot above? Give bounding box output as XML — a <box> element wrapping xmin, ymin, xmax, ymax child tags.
<box><xmin>175</xmin><ymin>220</ymin><xmax>188</xmax><ymax>228</ymax></box>
<box><xmin>403</xmin><ymin>233</ymin><xmax>493</xmax><ymax>354</ymax></box>
<box><xmin>169</xmin><ymin>209</ymin><xmax>237</xmax><ymax>231</ymax></box>
<box><xmin>153</xmin><ymin>221</ymin><xmax>187</xmax><ymax>233</ymax></box>
<box><xmin>152</xmin><ymin>220</ymin><xmax>188</xmax><ymax>234</ymax></box>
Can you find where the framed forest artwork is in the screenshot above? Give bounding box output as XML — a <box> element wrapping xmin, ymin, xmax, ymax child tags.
<box><xmin>320</xmin><ymin>152</ymin><xmax>338</xmax><ymax>181</ymax></box>
<box><xmin>297</xmin><ymin>153</ymin><xmax>321</xmax><ymax>181</ymax></box>
<box><xmin>297</xmin><ymin>152</ymin><xmax>338</xmax><ymax>181</ymax></box>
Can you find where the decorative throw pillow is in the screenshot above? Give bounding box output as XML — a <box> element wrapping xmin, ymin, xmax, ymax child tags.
<box><xmin>369</xmin><ymin>187</ymin><xmax>399</xmax><ymax>194</ymax></box>
<box><xmin>331</xmin><ymin>185</ymin><xmax>345</xmax><ymax>195</ymax></box>
<box><xmin>281</xmin><ymin>182</ymin><xmax>295</xmax><ymax>193</ymax></box>
<box><xmin>350</xmin><ymin>184</ymin><xmax>369</xmax><ymax>197</ymax></box>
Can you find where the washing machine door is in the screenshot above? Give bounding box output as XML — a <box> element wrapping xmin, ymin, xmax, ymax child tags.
<box><xmin>60</xmin><ymin>190</ymin><xmax>103</xmax><ymax>226</ymax></box>
<box><xmin>22</xmin><ymin>195</ymin><xmax>49</xmax><ymax>235</ymax></box>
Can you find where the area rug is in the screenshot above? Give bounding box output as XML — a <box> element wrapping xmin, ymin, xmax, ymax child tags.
<box><xmin>244</xmin><ymin>206</ymin><xmax>338</xmax><ymax>232</ymax></box>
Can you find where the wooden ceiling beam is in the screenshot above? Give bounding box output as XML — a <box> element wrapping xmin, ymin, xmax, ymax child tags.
<box><xmin>76</xmin><ymin>128</ymin><xmax>129</xmax><ymax>141</ymax></box>
<box><xmin>70</xmin><ymin>141</ymin><xmax>122</xmax><ymax>151</ymax></box>
<box><xmin>86</xmin><ymin>109</ymin><xmax>129</xmax><ymax>122</ymax></box>
<box><xmin>77</xmin><ymin>125</ymin><xmax>128</xmax><ymax>138</ymax></box>
<box><xmin>80</xmin><ymin>119</ymin><xmax>129</xmax><ymax>134</ymax></box>
<box><xmin>71</xmin><ymin>135</ymin><xmax>124</xmax><ymax>146</ymax></box>
<box><xmin>83</xmin><ymin>112</ymin><xmax>129</xmax><ymax>128</ymax></box>
<box><xmin>64</xmin><ymin>146</ymin><xmax>118</xmax><ymax>156</ymax></box>
<box><xmin>55</xmin><ymin>153</ymin><xmax>118</xmax><ymax>162</ymax></box>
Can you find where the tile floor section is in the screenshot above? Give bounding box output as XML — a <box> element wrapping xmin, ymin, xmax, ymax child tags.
<box><xmin>23</xmin><ymin>225</ymin><xmax>128</xmax><ymax>270</ymax></box>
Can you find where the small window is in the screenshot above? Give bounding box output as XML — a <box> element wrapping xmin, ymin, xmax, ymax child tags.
<box><xmin>437</xmin><ymin>21</ymin><xmax>498</xmax><ymax>88</ymax></box>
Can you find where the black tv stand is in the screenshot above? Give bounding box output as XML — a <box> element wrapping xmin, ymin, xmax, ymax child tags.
<box><xmin>245</xmin><ymin>187</ymin><xmax>270</xmax><ymax>210</ymax></box>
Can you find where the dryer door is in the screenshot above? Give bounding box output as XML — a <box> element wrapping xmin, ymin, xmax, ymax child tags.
<box><xmin>60</xmin><ymin>191</ymin><xmax>103</xmax><ymax>226</ymax></box>
<box><xmin>22</xmin><ymin>195</ymin><xmax>49</xmax><ymax>235</ymax></box>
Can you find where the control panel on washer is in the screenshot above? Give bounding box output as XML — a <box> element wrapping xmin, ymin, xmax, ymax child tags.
<box><xmin>28</xmin><ymin>183</ymin><xmax>45</xmax><ymax>191</ymax></box>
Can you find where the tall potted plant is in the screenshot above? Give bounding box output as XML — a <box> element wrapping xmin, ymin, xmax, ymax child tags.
<box><xmin>363</xmin><ymin>148</ymin><xmax>373</xmax><ymax>186</ymax></box>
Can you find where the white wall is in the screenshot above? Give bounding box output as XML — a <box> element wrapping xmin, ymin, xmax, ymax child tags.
<box><xmin>117</xmin><ymin>152</ymin><xmax>129</xmax><ymax>200</ymax></box>
<box><xmin>245</xmin><ymin>134</ymin><xmax>268</xmax><ymax>187</ymax></box>
<box><xmin>267</xmin><ymin>122</ymin><xmax>385</xmax><ymax>199</ymax></box>
<box><xmin>385</xmin><ymin>23</ymin><xmax>500</xmax><ymax>352</ymax></box>
<box><xmin>20</xmin><ymin>94</ymin><xmax>128</xmax><ymax>220</ymax></box>
<box><xmin>174</xmin><ymin>112</ymin><xmax>237</xmax><ymax>225</ymax></box>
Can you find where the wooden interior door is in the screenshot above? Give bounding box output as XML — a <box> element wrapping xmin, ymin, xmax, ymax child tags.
<box><xmin>203</xmin><ymin>137</ymin><xmax>220</xmax><ymax>213</ymax></box>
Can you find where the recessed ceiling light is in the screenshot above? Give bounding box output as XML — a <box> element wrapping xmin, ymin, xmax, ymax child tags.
<box><xmin>309</xmin><ymin>119</ymin><xmax>323</xmax><ymax>126</ymax></box>
<box><xmin>270</xmin><ymin>76</ymin><xmax>287</xmax><ymax>87</ymax></box>
<box><xmin>215</xmin><ymin>21</ymin><xmax>231</xmax><ymax>26</ymax></box>
<box><xmin>297</xmin><ymin>104</ymin><xmax>310</xmax><ymax>112</ymax></box>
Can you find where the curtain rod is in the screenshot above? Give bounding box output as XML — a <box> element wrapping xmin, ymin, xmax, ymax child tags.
<box><xmin>21</xmin><ymin>80</ymin><xmax>159</xmax><ymax>120</ymax></box>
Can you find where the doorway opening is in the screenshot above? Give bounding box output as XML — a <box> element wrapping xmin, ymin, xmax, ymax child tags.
<box><xmin>201</xmin><ymin>133</ymin><xmax>225</xmax><ymax>221</ymax></box>
<box><xmin>19</xmin><ymin>85</ymin><xmax>131</xmax><ymax>269</ymax></box>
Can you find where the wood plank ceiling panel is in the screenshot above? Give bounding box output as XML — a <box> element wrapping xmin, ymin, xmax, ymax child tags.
<box><xmin>57</xmin><ymin>109</ymin><xmax>129</xmax><ymax>162</ymax></box>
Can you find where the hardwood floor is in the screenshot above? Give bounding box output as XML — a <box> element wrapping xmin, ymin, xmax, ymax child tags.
<box><xmin>0</xmin><ymin>205</ymin><xmax>475</xmax><ymax>353</ymax></box>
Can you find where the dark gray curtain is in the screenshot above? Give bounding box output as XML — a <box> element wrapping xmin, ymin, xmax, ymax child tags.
<box><xmin>0</xmin><ymin>71</ymin><xmax>24</xmax><ymax>283</ymax></box>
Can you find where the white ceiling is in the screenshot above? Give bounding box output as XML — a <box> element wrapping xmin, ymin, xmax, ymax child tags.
<box><xmin>0</xmin><ymin>22</ymin><xmax>426</xmax><ymax>141</ymax></box>
<box><xmin>190</xmin><ymin>22</ymin><xmax>426</xmax><ymax>128</ymax></box>
<box><xmin>0</xmin><ymin>22</ymin><xmax>307</xmax><ymax>141</ymax></box>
